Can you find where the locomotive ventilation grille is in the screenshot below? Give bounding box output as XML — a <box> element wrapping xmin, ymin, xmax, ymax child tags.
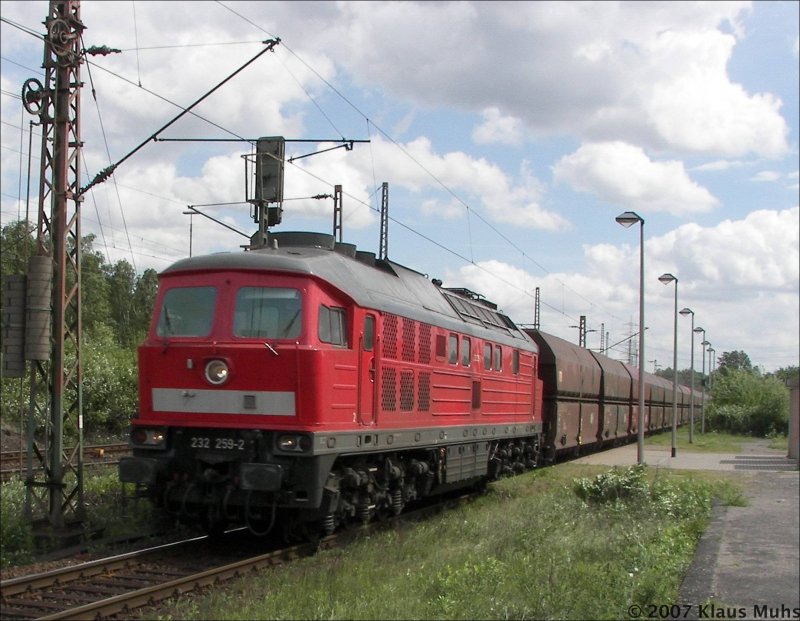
<box><xmin>380</xmin><ymin>314</ymin><xmax>434</xmax><ymax>413</ymax></box>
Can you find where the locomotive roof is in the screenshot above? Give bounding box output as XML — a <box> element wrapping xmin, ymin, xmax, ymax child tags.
<box><xmin>161</xmin><ymin>232</ymin><xmax>534</xmax><ymax>349</ymax></box>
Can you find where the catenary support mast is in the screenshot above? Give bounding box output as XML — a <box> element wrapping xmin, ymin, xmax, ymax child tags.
<box><xmin>22</xmin><ymin>0</ymin><xmax>85</xmax><ymax>528</ymax></box>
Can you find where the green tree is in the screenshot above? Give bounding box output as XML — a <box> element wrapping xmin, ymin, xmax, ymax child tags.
<box><xmin>655</xmin><ymin>367</ymin><xmax>705</xmax><ymax>389</ymax></box>
<box><xmin>81</xmin><ymin>325</ymin><xmax>138</xmax><ymax>434</ymax></box>
<box><xmin>1</xmin><ymin>223</ymin><xmax>144</xmax><ymax>437</ymax></box>
<box><xmin>0</xmin><ymin>220</ymin><xmax>36</xmax><ymax>279</ymax></box>
<box><xmin>107</xmin><ymin>259</ymin><xmax>137</xmax><ymax>347</ymax></box>
<box><xmin>770</xmin><ymin>365</ymin><xmax>800</xmax><ymax>385</ymax></box>
<box><xmin>80</xmin><ymin>234</ymin><xmax>112</xmax><ymax>337</ymax></box>
<box><xmin>131</xmin><ymin>268</ymin><xmax>158</xmax><ymax>344</ymax></box>
<box><xmin>717</xmin><ymin>350</ymin><xmax>753</xmax><ymax>374</ymax></box>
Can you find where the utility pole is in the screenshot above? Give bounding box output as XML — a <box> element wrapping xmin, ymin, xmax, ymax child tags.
<box><xmin>20</xmin><ymin>0</ymin><xmax>85</xmax><ymax>529</ymax></box>
<box><xmin>379</xmin><ymin>182</ymin><xmax>389</xmax><ymax>260</ymax></box>
<box><xmin>570</xmin><ymin>315</ymin><xmax>596</xmax><ymax>348</ymax></box>
<box><xmin>332</xmin><ymin>184</ymin><xmax>343</xmax><ymax>243</ymax></box>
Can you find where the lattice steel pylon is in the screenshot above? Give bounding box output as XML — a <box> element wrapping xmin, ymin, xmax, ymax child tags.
<box><xmin>22</xmin><ymin>0</ymin><xmax>85</xmax><ymax>528</ymax></box>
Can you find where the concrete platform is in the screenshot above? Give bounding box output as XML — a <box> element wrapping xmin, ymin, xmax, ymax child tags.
<box><xmin>574</xmin><ymin>442</ymin><xmax>799</xmax><ymax>617</ymax></box>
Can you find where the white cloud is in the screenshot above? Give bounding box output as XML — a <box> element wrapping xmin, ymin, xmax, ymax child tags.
<box><xmin>690</xmin><ymin>160</ymin><xmax>748</xmax><ymax>172</ymax></box>
<box><xmin>328</xmin><ymin>1</ymin><xmax>788</xmax><ymax>158</ymax></box>
<box><xmin>643</xmin><ymin>29</ymin><xmax>789</xmax><ymax>158</ymax></box>
<box><xmin>750</xmin><ymin>170</ymin><xmax>781</xmax><ymax>183</ymax></box>
<box><xmin>472</xmin><ymin>108</ymin><xmax>524</xmax><ymax>146</ymax></box>
<box><xmin>451</xmin><ymin>207</ymin><xmax>799</xmax><ymax>370</ymax></box>
<box><xmin>348</xmin><ymin>136</ymin><xmax>569</xmax><ymax>231</ymax></box>
<box><xmin>553</xmin><ymin>142</ymin><xmax>719</xmax><ymax>216</ymax></box>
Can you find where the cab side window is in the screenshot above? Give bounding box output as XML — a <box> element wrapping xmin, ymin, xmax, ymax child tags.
<box><xmin>461</xmin><ymin>337</ymin><xmax>471</xmax><ymax>367</ymax></box>
<box><xmin>319</xmin><ymin>305</ymin><xmax>347</xmax><ymax>346</ymax></box>
<box><xmin>448</xmin><ymin>333</ymin><xmax>459</xmax><ymax>364</ymax></box>
<box><xmin>363</xmin><ymin>315</ymin><xmax>375</xmax><ymax>351</ymax></box>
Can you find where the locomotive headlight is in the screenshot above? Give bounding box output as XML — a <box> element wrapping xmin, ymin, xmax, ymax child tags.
<box><xmin>204</xmin><ymin>359</ymin><xmax>230</xmax><ymax>385</ymax></box>
<box><xmin>130</xmin><ymin>427</ymin><xmax>167</xmax><ymax>449</ymax></box>
<box><xmin>277</xmin><ymin>434</ymin><xmax>312</xmax><ymax>453</ymax></box>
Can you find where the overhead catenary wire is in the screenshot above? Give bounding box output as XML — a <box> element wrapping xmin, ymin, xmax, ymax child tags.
<box><xmin>80</xmin><ymin>38</ymin><xmax>281</xmax><ymax>196</ymax></box>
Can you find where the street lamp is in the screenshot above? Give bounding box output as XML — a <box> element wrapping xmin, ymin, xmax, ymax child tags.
<box><xmin>694</xmin><ymin>326</ymin><xmax>706</xmax><ymax>433</ymax></box>
<box><xmin>703</xmin><ymin>341</ymin><xmax>712</xmax><ymax>433</ymax></box>
<box><xmin>659</xmin><ymin>273</ymin><xmax>678</xmax><ymax>458</ymax></box>
<box><xmin>679</xmin><ymin>307</ymin><xmax>695</xmax><ymax>443</ymax></box>
<box><xmin>617</xmin><ymin>211</ymin><xmax>645</xmax><ymax>464</ymax></box>
<box><xmin>696</xmin><ymin>330</ymin><xmax>710</xmax><ymax>433</ymax></box>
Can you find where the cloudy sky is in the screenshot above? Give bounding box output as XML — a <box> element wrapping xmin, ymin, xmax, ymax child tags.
<box><xmin>1</xmin><ymin>1</ymin><xmax>798</xmax><ymax>373</ymax></box>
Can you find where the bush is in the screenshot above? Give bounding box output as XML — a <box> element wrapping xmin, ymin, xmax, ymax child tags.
<box><xmin>0</xmin><ymin>478</ymin><xmax>34</xmax><ymax>567</ymax></box>
<box><xmin>705</xmin><ymin>404</ymin><xmax>755</xmax><ymax>435</ymax></box>
<box><xmin>0</xmin><ymin>327</ymin><xmax>138</xmax><ymax>439</ymax></box>
<box><xmin>708</xmin><ymin>369</ymin><xmax>789</xmax><ymax>436</ymax></box>
<box><xmin>81</xmin><ymin>326</ymin><xmax>138</xmax><ymax>435</ymax></box>
<box><xmin>572</xmin><ymin>463</ymin><xmax>650</xmax><ymax>503</ymax></box>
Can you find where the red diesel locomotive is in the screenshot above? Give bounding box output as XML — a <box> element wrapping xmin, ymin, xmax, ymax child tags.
<box><xmin>119</xmin><ymin>230</ymin><xmax>694</xmax><ymax>537</ymax></box>
<box><xmin>120</xmin><ymin>231</ymin><xmax>543</xmax><ymax>537</ymax></box>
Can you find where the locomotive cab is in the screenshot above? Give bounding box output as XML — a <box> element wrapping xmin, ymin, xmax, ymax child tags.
<box><xmin>120</xmin><ymin>251</ymin><xmax>359</xmax><ymax>534</ymax></box>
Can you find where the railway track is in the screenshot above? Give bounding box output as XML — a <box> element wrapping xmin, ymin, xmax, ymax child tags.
<box><xmin>0</xmin><ymin>492</ymin><xmax>474</xmax><ymax>620</ymax></box>
<box><xmin>0</xmin><ymin>443</ymin><xmax>130</xmax><ymax>481</ymax></box>
<box><xmin>0</xmin><ymin>531</ymin><xmax>314</xmax><ymax>620</ymax></box>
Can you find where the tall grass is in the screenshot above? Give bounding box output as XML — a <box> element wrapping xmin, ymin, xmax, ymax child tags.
<box><xmin>0</xmin><ymin>468</ymin><xmax>155</xmax><ymax>568</ymax></box>
<box><xmin>160</xmin><ymin>464</ymin><xmax>741</xmax><ymax>620</ymax></box>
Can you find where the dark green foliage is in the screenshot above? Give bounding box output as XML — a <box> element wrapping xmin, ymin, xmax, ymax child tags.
<box><xmin>0</xmin><ymin>220</ymin><xmax>159</xmax><ymax>435</ymax></box>
<box><xmin>572</xmin><ymin>463</ymin><xmax>650</xmax><ymax>503</ymax></box>
<box><xmin>770</xmin><ymin>365</ymin><xmax>800</xmax><ymax>385</ymax></box>
<box><xmin>717</xmin><ymin>350</ymin><xmax>753</xmax><ymax>374</ymax></box>
<box><xmin>656</xmin><ymin>366</ymin><xmax>704</xmax><ymax>389</ymax></box>
<box><xmin>707</xmin><ymin>367</ymin><xmax>789</xmax><ymax>436</ymax></box>
<box><xmin>82</xmin><ymin>326</ymin><xmax>139</xmax><ymax>434</ymax></box>
<box><xmin>0</xmin><ymin>220</ymin><xmax>36</xmax><ymax>278</ymax></box>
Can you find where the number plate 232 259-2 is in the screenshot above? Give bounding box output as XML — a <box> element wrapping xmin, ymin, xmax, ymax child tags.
<box><xmin>190</xmin><ymin>436</ymin><xmax>246</xmax><ymax>451</ymax></box>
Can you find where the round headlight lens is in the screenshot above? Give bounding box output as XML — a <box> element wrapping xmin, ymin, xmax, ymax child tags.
<box><xmin>205</xmin><ymin>359</ymin><xmax>229</xmax><ymax>385</ymax></box>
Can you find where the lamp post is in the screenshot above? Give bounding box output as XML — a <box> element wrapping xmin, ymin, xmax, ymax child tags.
<box><xmin>659</xmin><ymin>273</ymin><xmax>678</xmax><ymax>458</ymax></box>
<box><xmin>697</xmin><ymin>331</ymin><xmax>709</xmax><ymax>433</ymax></box>
<box><xmin>183</xmin><ymin>210</ymin><xmax>195</xmax><ymax>257</ymax></box>
<box><xmin>708</xmin><ymin>347</ymin><xmax>716</xmax><ymax>391</ymax></box>
<box><xmin>616</xmin><ymin>211</ymin><xmax>645</xmax><ymax>464</ymax></box>
<box><xmin>679</xmin><ymin>307</ymin><xmax>695</xmax><ymax>443</ymax></box>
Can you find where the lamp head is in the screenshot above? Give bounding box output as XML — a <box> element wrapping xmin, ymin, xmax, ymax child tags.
<box><xmin>615</xmin><ymin>211</ymin><xmax>643</xmax><ymax>228</ymax></box>
<box><xmin>694</xmin><ymin>326</ymin><xmax>704</xmax><ymax>334</ymax></box>
<box><xmin>679</xmin><ymin>307</ymin><xmax>693</xmax><ymax>316</ymax></box>
<box><xmin>658</xmin><ymin>273</ymin><xmax>677</xmax><ymax>285</ymax></box>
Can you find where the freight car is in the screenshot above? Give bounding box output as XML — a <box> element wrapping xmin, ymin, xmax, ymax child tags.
<box><xmin>119</xmin><ymin>230</ymin><xmax>693</xmax><ymax>538</ymax></box>
<box><xmin>525</xmin><ymin>330</ymin><xmax>699</xmax><ymax>460</ymax></box>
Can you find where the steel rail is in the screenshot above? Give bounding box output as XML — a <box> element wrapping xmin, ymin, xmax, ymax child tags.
<box><xmin>1</xmin><ymin>492</ymin><xmax>475</xmax><ymax>620</ymax></box>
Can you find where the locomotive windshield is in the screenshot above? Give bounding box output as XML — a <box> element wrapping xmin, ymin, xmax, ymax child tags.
<box><xmin>233</xmin><ymin>287</ymin><xmax>301</xmax><ymax>339</ymax></box>
<box><xmin>156</xmin><ymin>286</ymin><xmax>216</xmax><ymax>337</ymax></box>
